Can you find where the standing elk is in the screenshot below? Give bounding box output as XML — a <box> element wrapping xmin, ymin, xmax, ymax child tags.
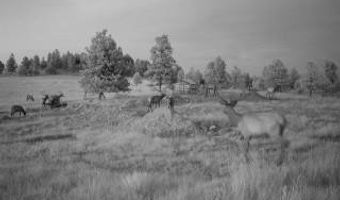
<box><xmin>219</xmin><ymin>96</ymin><xmax>288</xmax><ymax>165</ymax></box>
<box><xmin>99</xmin><ymin>91</ymin><xmax>106</xmax><ymax>100</ymax></box>
<box><xmin>265</xmin><ymin>87</ymin><xmax>275</xmax><ymax>100</ymax></box>
<box><xmin>26</xmin><ymin>94</ymin><xmax>35</xmax><ymax>102</ymax></box>
<box><xmin>42</xmin><ymin>94</ymin><xmax>49</xmax><ymax>107</ymax></box>
<box><xmin>11</xmin><ymin>105</ymin><xmax>26</xmax><ymax>117</ymax></box>
<box><xmin>147</xmin><ymin>93</ymin><xmax>166</xmax><ymax>112</ymax></box>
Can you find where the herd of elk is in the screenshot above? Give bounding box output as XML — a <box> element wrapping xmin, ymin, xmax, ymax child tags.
<box><xmin>218</xmin><ymin>95</ymin><xmax>288</xmax><ymax>165</ymax></box>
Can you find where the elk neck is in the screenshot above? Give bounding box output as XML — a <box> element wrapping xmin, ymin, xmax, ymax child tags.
<box><xmin>223</xmin><ymin>106</ymin><xmax>242</xmax><ymax>126</ymax></box>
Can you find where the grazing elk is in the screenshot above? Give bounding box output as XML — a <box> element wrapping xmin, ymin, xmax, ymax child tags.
<box><xmin>147</xmin><ymin>93</ymin><xmax>166</xmax><ymax>112</ymax></box>
<box><xmin>26</xmin><ymin>94</ymin><xmax>35</xmax><ymax>102</ymax></box>
<box><xmin>11</xmin><ymin>105</ymin><xmax>26</xmax><ymax>117</ymax></box>
<box><xmin>219</xmin><ymin>96</ymin><xmax>288</xmax><ymax>165</ymax></box>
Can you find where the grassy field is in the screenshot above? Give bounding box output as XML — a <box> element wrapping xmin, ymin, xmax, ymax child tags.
<box><xmin>0</xmin><ymin>76</ymin><xmax>339</xmax><ymax>200</ymax></box>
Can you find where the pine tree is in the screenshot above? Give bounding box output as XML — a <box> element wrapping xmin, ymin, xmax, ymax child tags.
<box><xmin>5</xmin><ymin>53</ymin><xmax>18</xmax><ymax>74</ymax></box>
<box><xmin>145</xmin><ymin>35</ymin><xmax>177</xmax><ymax>91</ymax></box>
<box><xmin>80</xmin><ymin>29</ymin><xmax>131</xmax><ymax>95</ymax></box>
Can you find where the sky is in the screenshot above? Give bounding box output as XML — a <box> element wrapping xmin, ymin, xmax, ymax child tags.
<box><xmin>0</xmin><ymin>0</ymin><xmax>339</xmax><ymax>75</ymax></box>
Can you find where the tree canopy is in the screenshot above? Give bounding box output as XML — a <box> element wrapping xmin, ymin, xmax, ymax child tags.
<box><xmin>80</xmin><ymin>29</ymin><xmax>133</xmax><ymax>94</ymax></box>
<box><xmin>145</xmin><ymin>35</ymin><xmax>177</xmax><ymax>91</ymax></box>
<box><xmin>5</xmin><ymin>53</ymin><xmax>18</xmax><ymax>74</ymax></box>
<box><xmin>204</xmin><ymin>56</ymin><xmax>230</xmax><ymax>86</ymax></box>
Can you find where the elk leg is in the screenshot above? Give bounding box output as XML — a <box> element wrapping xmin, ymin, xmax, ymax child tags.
<box><xmin>242</xmin><ymin>136</ymin><xmax>251</xmax><ymax>163</ymax></box>
<box><xmin>276</xmin><ymin>137</ymin><xmax>289</xmax><ymax>166</ymax></box>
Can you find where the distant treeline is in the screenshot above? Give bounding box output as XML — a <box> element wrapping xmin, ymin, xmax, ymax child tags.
<box><xmin>0</xmin><ymin>50</ymin><xmax>86</xmax><ymax>76</ymax></box>
<box><xmin>1</xmin><ymin>29</ymin><xmax>339</xmax><ymax>97</ymax></box>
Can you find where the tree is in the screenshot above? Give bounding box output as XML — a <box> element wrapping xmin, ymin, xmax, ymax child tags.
<box><xmin>262</xmin><ymin>59</ymin><xmax>288</xmax><ymax>91</ymax></box>
<box><xmin>45</xmin><ymin>49</ymin><xmax>63</xmax><ymax>74</ymax></box>
<box><xmin>5</xmin><ymin>53</ymin><xmax>18</xmax><ymax>74</ymax></box>
<box><xmin>80</xmin><ymin>29</ymin><xmax>131</xmax><ymax>95</ymax></box>
<box><xmin>305</xmin><ymin>62</ymin><xmax>321</xmax><ymax>96</ymax></box>
<box><xmin>230</xmin><ymin>66</ymin><xmax>243</xmax><ymax>88</ymax></box>
<box><xmin>289</xmin><ymin>68</ymin><xmax>300</xmax><ymax>89</ymax></box>
<box><xmin>186</xmin><ymin>67</ymin><xmax>203</xmax><ymax>84</ymax></box>
<box><xmin>242</xmin><ymin>72</ymin><xmax>252</xmax><ymax>91</ymax></box>
<box><xmin>146</xmin><ymin>35</ymin><xmax>177</xmax><ymax>91</ymax></box>
<box><xmin>134</xmin><ymin>59</ymin><xmax>150</xmax><ymax>77</ymax></box>
<box><xmin>0</xmin><ymin>60</ymin><xmax>4</xmax><ymax>74</ymax></box>
<box><xmin>204</xmin><ymin>56</ymin><xmax>230</xmax><ymax>87</ymax></box>
<box><xmin>31</xmin><ymin>55</ymin><xmax>40</xmax><ymax>75</ymax></box>
<box><xmin>40</xmin><ymin>57</ymin><xmax>48</xmax><ymax>71</ymax></box>
<box><xmin>177</xmin><ymin>68</ymin><xmax>185</xmax><ymax>83</ymax></box>
<box><xmin>324</xmin><ymin>60</ymin><xmax>338</xmax><ymax>84</ymax></box>
<box><xmin>18</xmin><ymin>56</ymin><xmax>32</xmax><ymax>76</ymax></box>
<box><xmin>132</xmin><ymin>72</ymin><xmax>142</xmax><ymax>85</ymax></box>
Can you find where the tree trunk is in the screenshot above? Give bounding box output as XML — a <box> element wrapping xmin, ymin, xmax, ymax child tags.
<box><xmin>159</xmin><ymin>77</ymin><xmax>162</xmax><ymax>92</ymax></box>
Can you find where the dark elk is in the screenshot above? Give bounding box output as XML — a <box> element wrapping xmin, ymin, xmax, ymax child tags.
<box><xmin>99</xmin><ymin>91</ymin><xmax>106</xmax><ymax>100</ymax></box>
<box><xmin>42</xmin><ymin>95</ymin><xmax>49</xmax><ymax>107</ymax></box>
<box><xmin>11</xmin><ymin>105</ymin><xmax>26</xmax><ymax>117</ymax></box>
<box><xmin>26</xmin><ymin>94</ymin><xmax>35</xmax><ymax>102</ymax></box>
<box><xmin>147</xmin><ymin>93</ymin><xmax>166</xmax><ymax>112</ymax></box>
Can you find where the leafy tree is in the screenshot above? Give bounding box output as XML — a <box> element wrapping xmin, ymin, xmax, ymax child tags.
<box><xmin>324</xmin><ymin>60</ymin><xmax>338</xmax><ymax>84</ymax></box>
<box><xmin>5</xmin><ymin>53</ymin><xmax>18</xmax><ymax>74</ymax></box>
<box><xmin>61</xmin><ymin>51</ymin><xmax>74</xmax><ymax>71</ymax></box>
<box><xmin>230</xmin><ymin>66</ymin><xmax>243</xmax><ymax>88</ymax></box>
<box><xmin>31</xmin><ymin>55</ymin><xmax>40</xmax><ymax>75</ymax></box>
<box><xmin>177</xmin><ymin>68</ymin><xmax>185</xmax><ymax>83</ymax></box>
<box><xmin>146</xmin><ymin>35</ymin><xmax>177</xmax><ymax>91</ymax></box>
<box><xmin>134</xmin><ymin>59</ymin><xmax>150</xmax><ymax>77</ymax></box>
<box><xmin>80</xmin><ymin>29</ymin><xmax>131</xmax><ymax>95</ymax></box>
<box><xmin>40</xmin><ymin>57</ymin><xmax>48</xmax><ymax>71</ymax></box>
<box><xmin>204</xmin><ymin>56</ymin><xmax>230</xmax><ymax>87</ymax></box>
<box><xmin>305</xmin><ymin>62</ymin><xmax>328</xmax><ymax>96</ymax></box>
<box><xmin>45</xmin><ymin>49</ymin><xmax>62</xmax><ymax>74</ymax></box>
<box><xmin>186</xmin><ymin>67</ymin><xmax>203</xmax><ymax>84</ymax></box>
<box><xmin>242</xmin><ymin>72</ymin><xmax>252</xmax><ymax>91</ymax></box>
<box><xmin>289</xmin><ymin>68</ymin><xmax>300</xmax><ymax>89</ymax></box>
<box><xmin>0</xmin><ymin>60</ymin><xmax>4</xmax><ymax>74</ymax></box>
<box><xmin>262</xmin><ymin>59</ymin><xmax>288</xmax><ymax>91</ymax></box>
<box><xmin>132</xmin><ymin>72</ymin><xmax>142</xmax><ymax>85</ymax></box>
<box><xmin>18</xmin><ymin>56</ymin><xmax>32</xmax><ymax>76</ymax></box>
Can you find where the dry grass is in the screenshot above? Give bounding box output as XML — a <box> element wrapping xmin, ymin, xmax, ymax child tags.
<box><xmin>0</xmin><ymin>76</ymin><xmax>340</xmax><ymax>199</ymax></box>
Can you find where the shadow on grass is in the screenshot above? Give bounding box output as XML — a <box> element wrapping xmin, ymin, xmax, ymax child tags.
<box><xmin>0</xmin><ymin>133</ymin><xmax>76</xmax><ymax>145</ymax></box>
<box><xmin>310</xmin><ymin>134</ymin><xmax>340</xmax><ymax>142</ymax></box>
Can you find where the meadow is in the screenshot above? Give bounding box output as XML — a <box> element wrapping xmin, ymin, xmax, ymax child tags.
<box><xmin>0</xmin><ymin>76</ymin><xmax>339</xmax><ymax>200</ymax></box>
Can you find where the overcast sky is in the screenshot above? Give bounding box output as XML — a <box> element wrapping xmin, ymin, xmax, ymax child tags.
<box><xmin>0</xmin><ymin>0</ymin><xmax>339</xmax><ymax>75</ymax></box>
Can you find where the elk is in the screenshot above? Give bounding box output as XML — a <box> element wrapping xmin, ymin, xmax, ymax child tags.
<box><xmin>147</xmin><ymin>93</ymin><xmax>166</xmax><ymax>112</ymax></box>
<box><xmin>11</xmin><ymin>105</ymin><xmax>26</xmax><ymax>117</ymax></box>
<box><xmin>42</xmin><ymin>94</ymin><xmax>49</xmax><ymax>107</ymax></box>
<box><xmin>26</xmin><ymin>94</ymin><xmax>35</xmax><ymax>102</ymax></box>
<box><xmin>265</xmin><ymin>87</ymin><xmax>275</xmax><ymax>100</ymax></box>
<box><xmin>266</xmin><ymin>85</ymin><xmax>281</xmax><ymax>100</ymax></box>
<box><xmin>99</xmin><ymin>91</ymin><xmax>105</xmax><ymax>100</ymax></box>
<box><xmin>219</xmin><ymin>96</ymin><xmax>288</xmax><ymax>165</ymax></box>
<box><xmin>42</xmin><ymin>93</ymin><xmax>66</xmax><ymax>109</ymax></box>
